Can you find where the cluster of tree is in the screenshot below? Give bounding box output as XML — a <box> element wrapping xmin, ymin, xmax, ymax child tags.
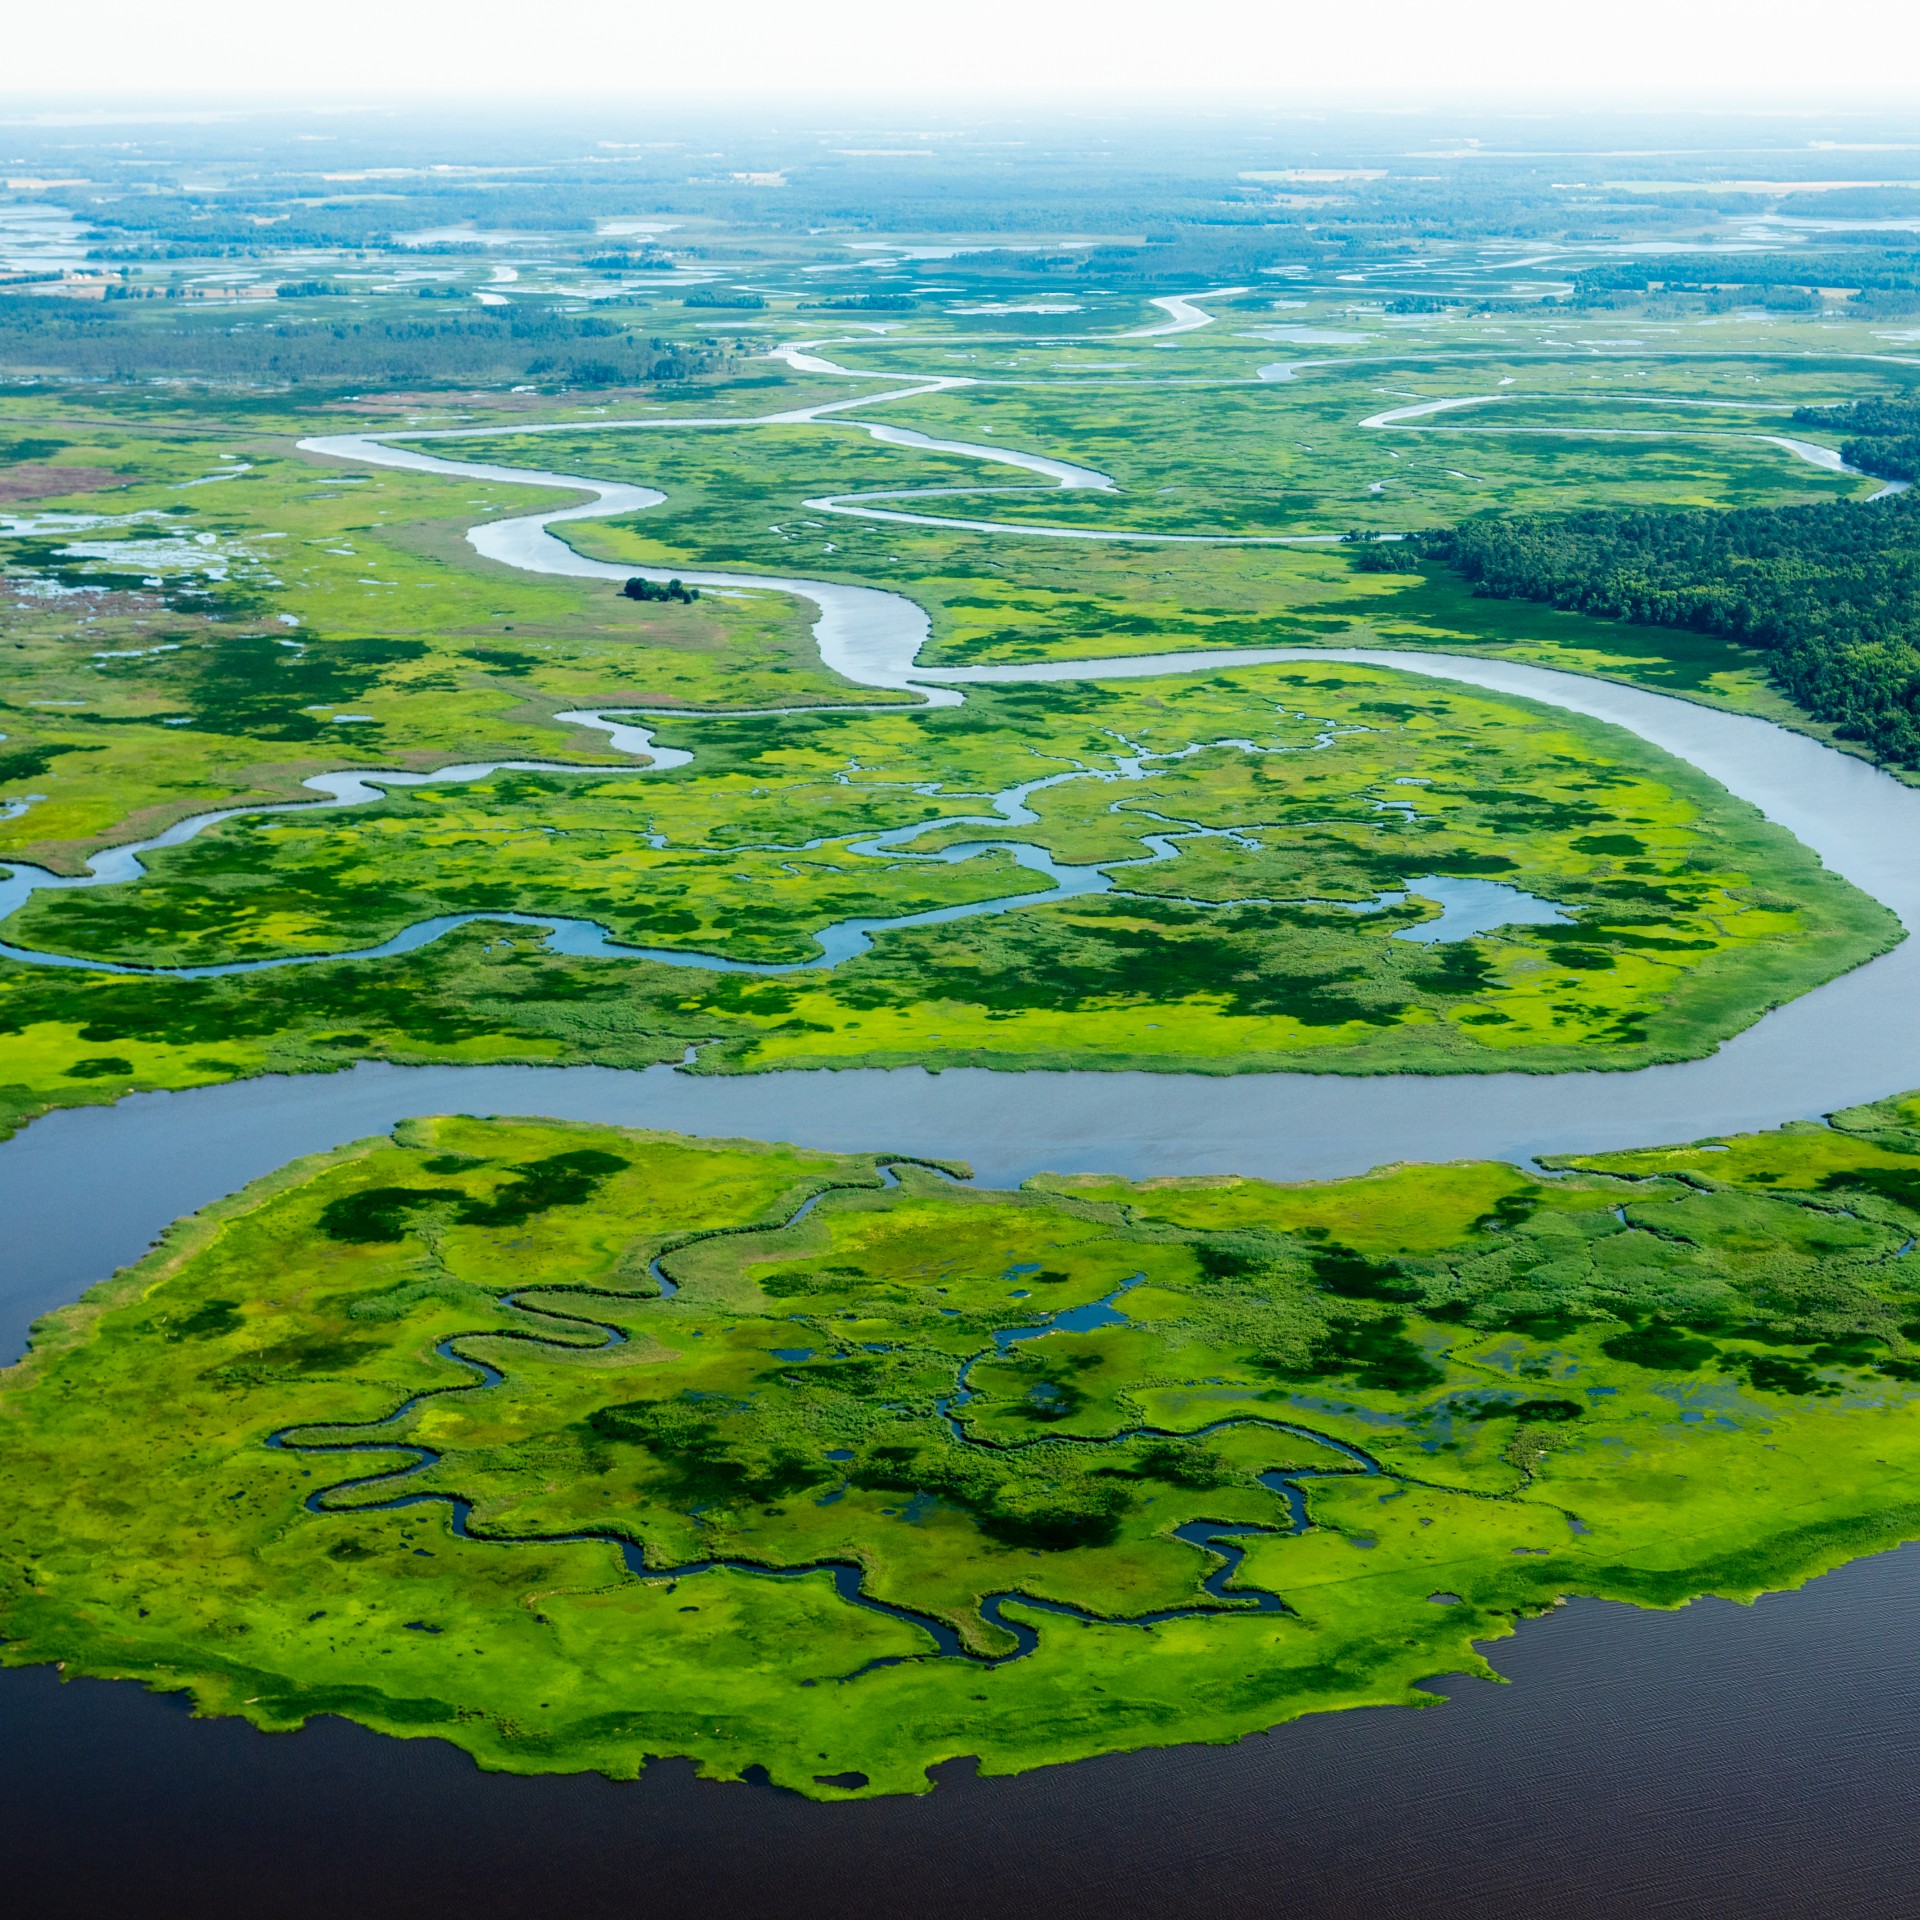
<box><xmin>1419</xmin><ymin>493</ymin><xmax>1920</xmax><ymax>766</ymax></box>
<box><xmin>1851</xmin><ymin>289</ymin><xmax>1920</xmax><ymax>318</ymax></box>
<box><xmin>622</xmin><ymin>576</ymin><xmax>699</xmax><ymax>603</ymax></box>
<box><xmin>583</xmin><ymin>248</ymin><xmax>672</xmax><ymax>271</ymax></box>
<box><xmin>89</xmin><ymin>243</ymin><xmax>263</xmax><ymax>262</ymax></box>
<box><xmin>1566</xmin><ymin>251</ymin><xmax>1920</xmax><ymax>307</ymax></box>
<box><xmin>1343</xmin><ymin>533</ymin><xmax>1412</xmax><ymax>571</ymax></box>
<box><xmin>810</xmin><ymin>291</ymin><xmax>917</xmax><ymax>311</ymax></box>
<box><xmin>67</xmin><ymin>187</ymin><xmax>599</xmax><ymax>255</ymax></box>
<box><xmin>1772</xmin><ymin>187</ymin><xmax>1920</xmax><ymax>220</ymax></box>
<box><xmin>78</xmin><ymin>197</ymin><xmax>399</xmax><ymax>252</ymax></box>
<box><xmin>1701</xmin><ymin>285</ymin><xmax>1823</xmax><ymax>313</ymax></box>
<box><xmin>0</xmin><ymin>296</ymin><xmax>720</xmax><ymax>388</ymax></box>
<box><xmin>1794</xmin><ymin>394</ymin><xmax>1920</xmax><ymax>484</ymax></box>
<box><xmin>682</xmin><ymin>288</ymin><xmax>766</xmax><ymax>309</ymax></box>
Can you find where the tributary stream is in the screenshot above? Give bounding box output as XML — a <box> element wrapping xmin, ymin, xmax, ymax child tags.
<box><xmin>9</xmin><ymin>373</ymin><xmax>1920</xmax><ymax>1913</ymax></box>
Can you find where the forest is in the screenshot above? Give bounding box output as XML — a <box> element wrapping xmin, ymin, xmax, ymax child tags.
<box><xmin>1795</xmin><ymin>396</ymin><xmax>1920</xmax><ymax>485</ymax></box>
<box><xmin>0</xmin><ymin>297</ymin><xmax>723</xmax><ymax>386</ymax></box>
<box><xmin>1567</xmin><ymin>249</ymin><xmax>1920</xmax><ymax>311</ymax></box>
<box><xmin>1421</xmin><ymin>493</ymin><xmax>1920</xmax><ymax>766</ymax></box>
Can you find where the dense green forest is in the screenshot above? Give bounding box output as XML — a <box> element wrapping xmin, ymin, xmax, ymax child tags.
<box><xmin>1568</xmin><ymin>250</ymin><xmax>1920</xmax><ymax>313</ymax></box>
<box><xmin>0</xmin><ymin>298</ymin><xmax>720</xmax><ymax>386</ymax></box>
<box><xmin>1421</xmin><ymin>493</ymin><xmax>1920</xmax><ymax>766</ymax></box>
<box><xmin>1795</xmin><ymin>396</ymin><xmax>1920</xmax><ymax>485</ymax></box>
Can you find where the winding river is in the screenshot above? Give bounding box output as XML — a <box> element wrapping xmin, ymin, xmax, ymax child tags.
<box><xmin>1359</xmin><ymin>391</ymin><xmax>1913</xmax><ymax>501</ymax></box>
<box><xmin>264</xmin><ymin>1159</ymin><xmax>1422</xmax><ymax>1676</ymax></box>
<box><xmin>13</xmin><ymin>302</ymin><xmax>1920</xmax><ymax>1910</ymax></box>
<box><xmin>6</xmin><ymin>356</ymin><xmax>1920</xmax><ymax>1356</ymax></box>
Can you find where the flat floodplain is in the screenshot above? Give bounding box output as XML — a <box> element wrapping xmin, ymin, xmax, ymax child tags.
<box><xmin>1</xmin><ymin>664</ymin><xmax>1891</xmax><ymax>1086</ymax></box>
<box><xmin>7</xmin><ymin>144</ymin><xmax>1920</xmax><ymax>1854</ymax></box>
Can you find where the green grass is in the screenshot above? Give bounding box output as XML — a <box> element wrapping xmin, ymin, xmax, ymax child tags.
<box><xmin>1</xmin><ymin>302</ymin><xmax>1914</xmax><ymax>1131</ymax></box>
<box><xmin>2</xmin><ymin>664</ymin><xmax>1892</xmax><ymax>1096</ymax></box>
<box><xmin>12</xmin><ymin>1102</ymin><xmax>1920</xmax><ymax>1793</ymax></box>
<box><xmin>0</xmin><ymin>404</ymin><xmax>898</xmax><ymax>867</ymax></box>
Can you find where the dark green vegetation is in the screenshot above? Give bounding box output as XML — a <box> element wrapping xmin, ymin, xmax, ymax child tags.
<box><xmin>12</xmin><ymin>1099</ymin><xmax>1920</xmax><ymax>1793</ymax></box>
<box><xmin>1567</xmin><ymin>252</ymin><xmax>1920</xmax><ymax>315</ymax></box>
<box><xmin>0</xmin><ymin>295</ymin><xmax>722</xmax><ymax>388</ymax></box>
<box><xmin>1424</xmin><ymin>493</ymin><xmax>1920</xmax><ymax>765</ymax></box>
<box><xmin>1796</xmin><ymin>396</ymin><xmax>1920</xmax><ymax>485</ymax></box>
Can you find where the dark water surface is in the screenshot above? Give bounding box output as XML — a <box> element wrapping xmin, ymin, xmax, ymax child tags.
<box><xmin>6</xmin><ymin>1541</ymin><xmax>1920</xmax><ymax>1918</ymax></box>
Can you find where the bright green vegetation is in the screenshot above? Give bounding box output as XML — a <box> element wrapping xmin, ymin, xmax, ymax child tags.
<box><xmin>454</xmin><ymin>373</ymin><xmax>1850</xmax><ymax>547</ymax></box>
<box><xmin>0</xmin><ymin>404</ymin><xmax>902</xmax><ymax>868</ymax></box>
<box><xmin>11</xmin><ymin>116</ymin><xmax>1920</xmax><ymax>1808</ymax></box>
<box><xmin>0</xmin><ymin>294</ymin><xmax>1915</xmax><ymax>1136</ymax></box>
<box><xmin>446</xmin><ymin>351</ymin><xmax>1876</xmax><ymax>669</ymax></box>
<box><xmin>809</xmin><ymin>365</ymin><xmax>1874</xmax><ymax>529</ymax></box>
<box><xmin>2</xmin><ymin>665</ymin><xmax>1893</xmax><ymax>1104</ymax></box>
<box><xmin>13</xmin><ymin>1101</ymin><xmax>1920</xmax><ymax>1794</ymax></box>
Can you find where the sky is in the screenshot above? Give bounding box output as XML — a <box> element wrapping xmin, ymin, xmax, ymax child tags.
<box><xmin>6</xmin><ymin>0</ymin><xmax>1919</xmax><ymax>103</ymax></box>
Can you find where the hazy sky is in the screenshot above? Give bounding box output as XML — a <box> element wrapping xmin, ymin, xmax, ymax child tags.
<box><xmin>7</xmin><ymin>0</ymin><xmax>1918</xmax><ymax>102</ymax></box>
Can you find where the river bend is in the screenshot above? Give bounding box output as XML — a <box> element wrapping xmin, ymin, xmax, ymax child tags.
<box><xmin>6</xmin><ymin>389</ymin><xmax>1920</xmax><ymax>1352</ymax></box>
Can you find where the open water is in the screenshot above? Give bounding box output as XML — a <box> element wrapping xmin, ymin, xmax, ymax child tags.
<box><xmin>8</xmin><ymin>378</ymin><xmax>1920</xmax><ymax>1912</ymax></box>
<box><xmin>4</xmin><ymin>1541</ymin><xmax>1919</xmax><ymax>1917</ymax></box>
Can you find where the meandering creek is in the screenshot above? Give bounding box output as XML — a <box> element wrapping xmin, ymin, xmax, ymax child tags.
<box><xmin>8</xmin><ymin>397</ymin><xmax>1920</xmax><ymax>1359</ymax></box>
<box><xmin>0</xmin><ymin>704</ymin><xmax>1570</xmax><ymax>978</ymax></box>
<box><xmin>265</xmin><ymin>1162</ymin><xmax>1423</xmax><ymax>1673</ymax></box>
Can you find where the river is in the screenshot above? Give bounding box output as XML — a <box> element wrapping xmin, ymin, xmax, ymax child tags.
<box><xmin>8</xmin><ymin>430</ymin><xmax>1920</xmax><ymax>1367</ymax></box>
<box><xmin>8</xmin><ymin>367</ymin><xmax>1920</xmax><ymax>1911</ymax></box>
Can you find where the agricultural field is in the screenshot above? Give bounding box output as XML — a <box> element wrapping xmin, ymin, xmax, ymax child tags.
<box><xmin>8</xmin><ymin>1095</ymin><xmax>1920</xmax><ymax>1795</ymax></box>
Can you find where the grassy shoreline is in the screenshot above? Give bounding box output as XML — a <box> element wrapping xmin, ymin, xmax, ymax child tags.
<box><xmin>10</xmin><ymin>1099</ymin><xmax>1920</xmax><ymax>1793</ymax></box>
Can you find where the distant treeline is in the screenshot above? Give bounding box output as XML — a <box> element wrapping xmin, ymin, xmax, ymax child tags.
<box><xmin>809</xmin><ymin>292</ymin><xmax>917</xmax><ymax>311</ymax></box>
<box><xmin>76</xmin><ymin>193</ymin><xmax>593</xmax><ymax>255</ymax></box>
<box><xmin>1566</xmin><ymin>251</ymin><xmax>1920</xmax><ymax>314</ymax></box>
<box><xmin>0</xmin><ymin>298</ymin><xmax>720</xmax><ymax>388</ymax></box>
<box><xmin>1420</xmin><ymin>493</ymin><xmax>1920</xmax><ymax>766</ymax></box>
<box><xmin>1794</xmin><ymin>395</ymin><xmax>1920</xmax><ymax>485</ymax></box>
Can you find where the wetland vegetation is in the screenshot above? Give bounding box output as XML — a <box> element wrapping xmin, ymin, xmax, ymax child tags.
<box><xmin>11</xmin><ymin>105</ymin><xmax>1920</xmax><ymax>1807</ymax></box>
<box><xmin>11</xmin><ymin>1097</ymin><xmax>1920</xmax><ymax>1794</ymax></box>
<box><xmin>3</xmin><ymin>666</ymin><xmax>1888</xmax><ymax>1094</ymax></box>
<box><xmin>2</xmin><ymin>276</ymin><xmax>1913</xmax><ymax>1131</ymax></box>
